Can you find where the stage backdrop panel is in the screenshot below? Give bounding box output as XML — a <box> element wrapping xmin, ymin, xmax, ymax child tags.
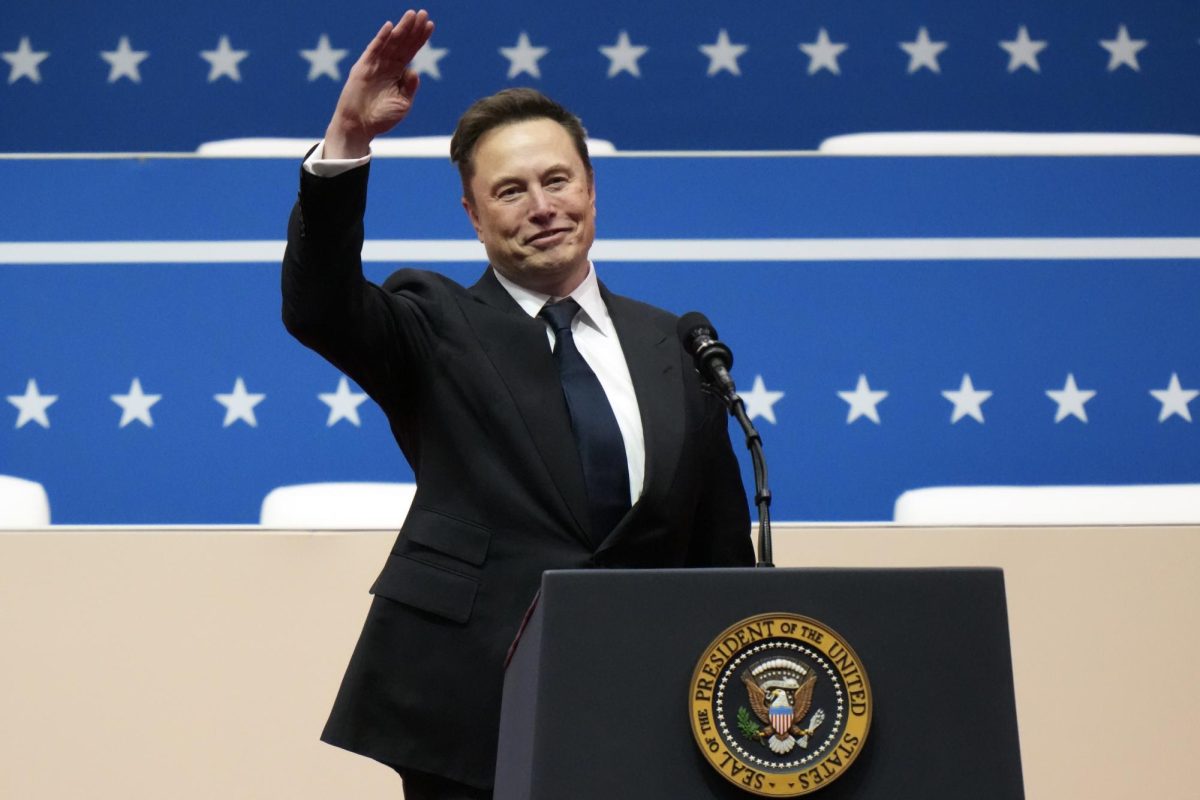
<box><xmin>3</xmin><ymin>0</ymin><xmax>1200</xmax><ymax>151</ymax></box>
<box><xmin>1</xmin><ymin>155</ymin><xmax>1198</xmax><ymax>523</ymax></box>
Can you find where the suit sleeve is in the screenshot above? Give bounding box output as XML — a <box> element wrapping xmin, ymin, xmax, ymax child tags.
<box><xmin>280</xmin><ymin>161</ymin><xmax>436</xmax><ymax>408</ymax></box>
<box><xmin>685</xmin><ymin>393</ymin><xmax>756</xmax><ymax>567</ymax></box>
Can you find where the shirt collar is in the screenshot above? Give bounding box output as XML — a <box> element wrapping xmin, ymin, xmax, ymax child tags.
<box><xmin>491</xmin><ymin>262</ymin><xmax>614</xmax><ymax>337</ymax></box>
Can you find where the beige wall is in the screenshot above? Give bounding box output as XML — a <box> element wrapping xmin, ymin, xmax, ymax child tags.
<box><xmin>771</xmin><ymin>524</ymin><xmax>1199</xmax><ymax>800</ymax></box>
<box><xmin>1</xmin><ymin>525</ymin><xmax>1196</xmax><ymax>799</ymax></box>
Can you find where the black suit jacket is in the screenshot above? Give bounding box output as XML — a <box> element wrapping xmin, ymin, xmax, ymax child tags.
<box><xmin>282</xmin><ymin>161</ymin><xmax>753</xmax><ymax>788</ymax></box>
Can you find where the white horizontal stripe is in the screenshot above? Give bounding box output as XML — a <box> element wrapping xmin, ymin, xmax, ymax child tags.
<box><xmin>3</xmin><ymin>238</ymin><xmax>1200</xmax><ymax>265</ymax></box>
<box><xmin>0</xmin><ymin>241</ymin><xmax>291</xmax><ymax>264</ymax></box>
<box><xmin>590</xmin><ymin>238</ymin><xmax>1200</xmax><ymax>261</ymax></box>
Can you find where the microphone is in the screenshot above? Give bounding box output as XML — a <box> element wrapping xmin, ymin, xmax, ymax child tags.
<box><xmin>677</xmin><ymin>311</ymin><xmax>737</xmax><ymax>403</ymax></box>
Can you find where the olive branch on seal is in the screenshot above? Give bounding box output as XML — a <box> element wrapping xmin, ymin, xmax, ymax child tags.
<box><xmin>736</xmin><ymin>706</ymin><xmax>762</xmax><ymax>738</ymax></box>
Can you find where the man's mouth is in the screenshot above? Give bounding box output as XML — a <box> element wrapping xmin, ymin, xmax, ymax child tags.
<box><xmin>526</xmin><ymin>228</ymin><xmax>571</xmax><ymax>245</ymax></box>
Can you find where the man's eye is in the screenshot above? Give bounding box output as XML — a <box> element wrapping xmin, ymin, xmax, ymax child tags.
<box><xmin>497</xmin><ymin>187</ymin><xmax>521</xmax><ymax>200</ymax></box>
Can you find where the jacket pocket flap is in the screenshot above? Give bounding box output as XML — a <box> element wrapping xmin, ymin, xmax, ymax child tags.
<box><xmin>403</xmin><ymin>509</ymin><xmax>491</xmax><ymax>566</ymax></box>
<box><xmin>370</xmin><ymin>554</ymin><xmax>478</xmax><ymax>624</ymax></box>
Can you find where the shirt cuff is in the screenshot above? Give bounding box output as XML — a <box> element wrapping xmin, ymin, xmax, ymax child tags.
<box><xmin>302</xmin><ymin>140</ymin><xmax>372</xmax><ymax>177</ymax></box>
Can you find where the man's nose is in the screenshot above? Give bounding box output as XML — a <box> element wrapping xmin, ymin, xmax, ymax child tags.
<box><xmin>527</xmin><ymin>186</ymin><xmax>555</xmax><ymax>221</ymax></box>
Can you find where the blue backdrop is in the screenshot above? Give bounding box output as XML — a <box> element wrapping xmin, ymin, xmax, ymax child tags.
<box><xmin>3</xmin><ymin>0</ymin><xmax>1200</xmax><ymax>151</ymax></box>
<box><xmin>1</xmin><ymin>155</ymin><xmax>1197</xmax><ymax>523</ymax></box>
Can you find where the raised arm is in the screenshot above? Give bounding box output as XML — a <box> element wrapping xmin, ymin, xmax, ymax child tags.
<box><xmin>324</xmin><ymin>9</ymin><xmax>435</xmax><ymax>159</ymax></box>
<box><xmin>283</xmin><ymin>11</ymin><xmax>438</xmax><ymax>403</ymax></box>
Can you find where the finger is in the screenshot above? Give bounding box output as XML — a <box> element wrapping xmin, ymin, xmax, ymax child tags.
<box><xmin>386</xmin><ymin>9</ymin><xmax>419</xmax><ymax>48</ymax></box>
<box><xmin>389</xmin><ymin>12</ymin><xmax>434</xmax><ymax>66</ymax></box>
<box><xmin>416</xmin><ymin>16</ymin><xmax>434</xmax><ymax>50</ymax></box>
<box><xmin>388</xmin><ymin>10</ymin><xmax>429</xmax><ymax>47</ymax></box>
<box><xmin>400</xmin><ymin>69</ymin><xmax>421</xmax><ymax>103</ymax></box>
<box><xmin>361</xmin><ymin>20</ymin><xmax>394</xmax><ymax>61</ymax></box>
<box><xmin>379</xmin><ymin>10</ymin><xmax>427</xmax><ymax>65</ymax></box>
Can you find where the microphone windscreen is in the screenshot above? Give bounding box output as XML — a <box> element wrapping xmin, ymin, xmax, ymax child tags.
<box><xmin>677</xmin><ymin>311</ymin><xmax>717</xmax><ymax>350</ymax></box>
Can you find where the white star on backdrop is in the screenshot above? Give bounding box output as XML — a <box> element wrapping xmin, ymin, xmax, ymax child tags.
<box><xmin>1046</xmin><ymin>373</ymin><xmax>1096</xmax><ymax>423</ymax></box>
<box><xmin>100</xmin><ymin>36</ymin><xmax>149</xmax><ymax>84</ymax></box>
<box><xmin>941</xmin><ymin>374</ymin><xmax>992</xmax><ymax>424</ymax></box>
<box><xmin>299</xmin><ymin>34</ymin><xmax>347</xmax><ymax>82</ymax></box>
<box><xmin>700</xmin><ymin>29</ymin><xmax>748</xmax><ymax>76</ymax></box>
<box><xmin>7</xmin><ymin>379</ymin><xmax>57</xmax><ymax>429</ymax></box>
<box><xmin>799</xmin><ymin>28</ymin><xmax>848</xmax><ymax>75</ymax></box>
<box><xmin>500</xmin><ymin>32</ymin><xmax>548</xmax><ymax>79</ymax></box>
<box><xmin>1000</xmin><ymin>26</ymin><xmax>1047</xmax><ymax>73</ymax></box>
<box><xmin>900</xmin><ymin>27</ymin><xmax>948</xmax><ymax>74</ymax></box>
<box><xmin>410</xmin><ymin>39</ymin><xmax>449</xmax><ymax>79</ymax></box>
<box><xmin>600</xmin><ymin>31</ymin><xmax>649</xmax><ymax>78</ymax></box>
<box><xmin>319</xmin><ymin>376</ymin><xmax>368</xmax><ymax>427</ymax></box>
<box><xmin>201</xmin><ymin>35</ymin><xmax>249</xmax><ymax>83</ymax></box>
<box><xmin>3</xmin><ymin>36</ymin><xmax>50</xmax><ymax>84</ymax></box>
<box><xmin>214</xmin><ymin>377</ymin><xmax>265</xmax><ymax>427</ymax></box>
<box><xmin>1149</xmin><ymin>373</ymin><xmax>1198</xmax><ymax>423</ymax></box>
<box><xmin>1100</xmin><ymin>25</ymin><xmax>1146</xmax><ymax>72</ymax></box>
<box><xmin>111</xmin><ymin>377</ymin><xmax>161</xmax><ymax>428</ymax></box>
<box><xmin>838</xmin><ymin>375</ymin><xmax>888</xmax><ymax>425</ymax></box>
<box><xmin>739</xmin><ymin>375</ymin><xmax>785</xmax><ymax>424</ymax></box>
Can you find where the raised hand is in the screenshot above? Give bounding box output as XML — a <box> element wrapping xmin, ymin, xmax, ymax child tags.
<box><xmin>324</xmin><ymin>10</ymin><xmax>435</xmax><ymax>159</ymax></box>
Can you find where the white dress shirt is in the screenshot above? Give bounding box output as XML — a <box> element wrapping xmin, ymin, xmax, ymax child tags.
<box><xmin>303</xmin><ymin>143</ymin><xmax>647</xmax><ymax>502</ymax></box>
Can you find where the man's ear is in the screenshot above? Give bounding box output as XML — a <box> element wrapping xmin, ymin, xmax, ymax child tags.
<box><xmin>462</xmin><ymin>196</ymin><xmax>483</xmax><ymax>241</ymax></box>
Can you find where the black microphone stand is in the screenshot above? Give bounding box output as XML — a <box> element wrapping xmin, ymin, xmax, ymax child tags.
<box><xmin>723</xmin><ymin>390</ymin><xmax>774</xmax><ymax>568</ymax></box>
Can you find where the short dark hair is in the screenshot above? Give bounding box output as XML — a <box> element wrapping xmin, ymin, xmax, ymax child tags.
<box><xmin>450</xmin><ymin>88</ymin><xmax>592</xmax><ymax>201</ymax></box>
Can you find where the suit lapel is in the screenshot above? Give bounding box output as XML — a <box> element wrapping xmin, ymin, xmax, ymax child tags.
<box><xmin>466</xmin><ymin>269</ymin><xmax>592</xmax><ymax>546</ymax></box>
<box><xmin>595</xmin><ymin>286</ymin><xmax>685</xmax><ymax>555</ymax></box>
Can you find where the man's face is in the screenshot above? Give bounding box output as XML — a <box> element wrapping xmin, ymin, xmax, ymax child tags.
<box><xmin>463</xmin><ymin>118</ymin><xmax>596</xmax><ymax>296</ymax></box>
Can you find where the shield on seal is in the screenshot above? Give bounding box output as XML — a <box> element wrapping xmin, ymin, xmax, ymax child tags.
<box><xmin>770</xmin><ymin>698</ymin><xmax>795</xmax><ymax>737</ymax></box>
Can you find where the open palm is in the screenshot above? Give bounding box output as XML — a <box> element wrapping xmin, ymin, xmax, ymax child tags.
<box><xmin>326</xmin><ymin>10</ymin><xmax>435</xmax><ymax>157</ymax></box>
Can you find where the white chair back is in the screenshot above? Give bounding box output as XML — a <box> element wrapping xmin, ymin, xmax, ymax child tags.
<box><xmin>196</xmin><ymin>136</ymin><xmax>617</xmax><ymax>157</ymax></box>
<box><xmin>259</xmin><ymin>482</ymin><xmax>417</xmax><ymax>529</ymax></box>
<box><xmin>0</xmin><ymin>475</ymin><xmax>51</xmax><ymax>527</ymax></box>
<box><xmin>818</xmin><ymin>132</ymin><xmax>1200</xmax><ymax>155</ymax></box>
<box><xmin>894</xmin><ymin>484</ymin><xmax>1200</xmax><ymax>525</ymax></box>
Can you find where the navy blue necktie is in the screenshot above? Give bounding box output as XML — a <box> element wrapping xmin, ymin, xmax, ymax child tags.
<box><xmin>539</xmin><ymin>298</ymin><xmax>631</xmax><ymax>544</ymax></box>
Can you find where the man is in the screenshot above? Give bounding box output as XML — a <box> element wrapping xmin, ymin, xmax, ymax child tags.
<box><xmin>282</xmin><ymin>10</ymin><xmax>753</xmax><ymax>799</ymax></box>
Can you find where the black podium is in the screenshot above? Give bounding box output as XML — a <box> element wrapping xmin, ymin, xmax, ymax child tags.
<box><xmin>494</xmin><ymin>568</ymin><xmax>1024</xmax><ymax>799</ymax></box>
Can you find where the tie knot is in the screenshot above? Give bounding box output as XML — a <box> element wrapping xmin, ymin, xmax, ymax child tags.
<box><xmin>538</xmin><ymin>298</ymin><xmax>581</xmax><ymax>332</ymax></box>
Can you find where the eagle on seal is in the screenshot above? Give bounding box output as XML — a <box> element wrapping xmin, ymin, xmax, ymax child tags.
<box><xmin>742</xmin><ymin>659</ymin><xmax>820</xmax><ymax>755</ymax></box>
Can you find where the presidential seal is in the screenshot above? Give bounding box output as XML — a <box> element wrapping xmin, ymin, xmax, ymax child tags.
<box><xmin>688</xmin><ymin>613</ymin><xmax>872</xmax><ymax>796</ymax></box>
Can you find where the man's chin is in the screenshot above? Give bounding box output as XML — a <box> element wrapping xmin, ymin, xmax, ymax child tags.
<box><xmin>496</xmin><ymin>258</ymin><xmax>588</xmax><ymax>294</ymax></box>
